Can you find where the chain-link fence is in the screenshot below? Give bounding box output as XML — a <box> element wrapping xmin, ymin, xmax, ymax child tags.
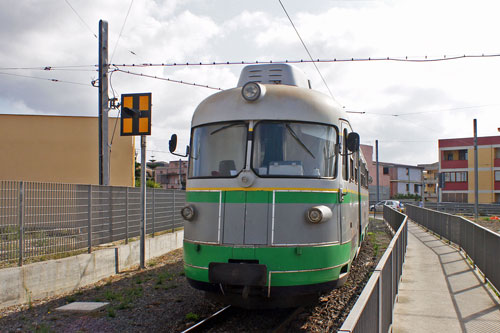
<box><xmin>0</xmin><ymin>181</ymin><xmax>185</xmax><ymax>266</ymax></box>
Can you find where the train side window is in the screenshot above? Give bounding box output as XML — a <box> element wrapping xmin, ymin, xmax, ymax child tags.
<box><xmin>342</xmin><ymin>128</ymin><xmax>349</xmax><ymax>181</ymax></box>
<box><xmin>350</xmin><ymin>156</ymin><xmax>354</xmax><ymax>182</ymax></box>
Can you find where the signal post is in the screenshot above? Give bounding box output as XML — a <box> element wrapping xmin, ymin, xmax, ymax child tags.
<box><xmin>121</xmin><ymin>93</ymin><xmax>152</xmax><ymax>269</ymax></box>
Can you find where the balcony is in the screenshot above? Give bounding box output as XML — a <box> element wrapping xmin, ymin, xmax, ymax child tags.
<box><xmin>424</xmin><ymin>178</ymin><xmax>437</xmax><ymax>184</ymax></box>
<box><xmin>441</xmin><ymin>160</ymin><xmax>468</xmax><ymax>169</ymax></box>
<box><xmin>443</xmin><ymin>182</ymin><xmax>468</xmax><ymax>191</ymax></box>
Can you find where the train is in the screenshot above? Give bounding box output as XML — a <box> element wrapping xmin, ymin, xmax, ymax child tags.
<box><xmin>169</xmin><ymin>63</ymin><xmax>370</xmax><ymax>308</ymax></box>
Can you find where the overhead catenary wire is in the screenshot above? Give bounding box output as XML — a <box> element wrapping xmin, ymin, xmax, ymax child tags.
<box><xmin>108</xmin><ymin>53</ymin><xmax>500</xmax><ymax>68</ymax></box>
<box><xmin>114</xmin><ymin>68</ymin><xmax>223</xmax><ymax>90</ymax></box>
<box><xmin>0</xmin><ymin>65</ymin><xmax>96</xmax><ymax>71</ymax></box>
<box><xmin>0</xmin><ymin>71</ymin><xmax>94</xmax><ymax>87</ymax></box>
<box><xmin>347</xmin><ymin>104</ymin><xmax>499</xmax><ymax>117</ymax></box>
<box><xmin>64</xmin><ymin>0</ymin><xmax>97</xmax><ymax>39</ymax></box>
<box><xmin>277</xmin><ymin>0</ymin><xmax>336</xmax><ymax>101</ymax></box>
<box><xmin>2</xmin><ymin>53</ymin><xmax>499</xmax><ymax>72</ymax></box>
<box><xmin>3</xmin><ymin>53</ymin><xmax>500</xmax><ymax>95</ymax></box>
<box><xmin>110</xmin><ymin>0</ymin><xmax>134</xmax><ymax>63</ymax></box>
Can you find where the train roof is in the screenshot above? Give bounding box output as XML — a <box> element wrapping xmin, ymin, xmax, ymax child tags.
<box><xmin>191</xmin><ymin>84</ymin><xmax>346</xmax><ymax>127</ymax></box>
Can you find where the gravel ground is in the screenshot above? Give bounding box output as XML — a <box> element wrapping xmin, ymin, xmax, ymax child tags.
<box><xmin>465</xmin><ymin>217</ymin><xmax>500</xmax><ymax>234</ymax></box>
<box><xmin>0</xmin><ymin>219</ymin><xmax>392</xmax><ymax>333</ymax></box>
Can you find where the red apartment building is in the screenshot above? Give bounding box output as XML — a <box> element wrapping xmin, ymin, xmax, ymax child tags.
<box><xmin>439</xmin><ymin>136</ymin><xmax>500</xmax><ymax>203</ymax></box>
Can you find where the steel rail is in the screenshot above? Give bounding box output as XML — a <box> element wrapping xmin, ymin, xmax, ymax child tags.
<box><xmin>180</xmin><ymin>305</ymin><xmax>232</xmax><ymax>333</ymax></box>
<box><xmin>272</xmin><ymin>306</ymin><xmax>304</xmax><ymax>333</ymax></box>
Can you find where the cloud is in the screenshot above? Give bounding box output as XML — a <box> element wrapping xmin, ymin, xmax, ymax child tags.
<box><xmin>1</xmin><ymin>0</ymin><xmax>500</xmax><ymax>165</ymax></box>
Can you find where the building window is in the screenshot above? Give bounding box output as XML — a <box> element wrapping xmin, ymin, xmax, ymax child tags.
<box><xmin>444</xmin><ymin>173</ymin><xmax>450</xmax><ymax>182</ymax></box>
<box><xmin>495</xmin><ymin>171</ymin><xmax>500</xmax><ymax>181</ymax></box>
<box><xmin>444</xmin><ymin>171</ymin><xmax>468</xmax><ymax>182</ymax></box>
<box><xmin>383</xmin><ymin>167</ymin><xmax>389</xmax><ymax>175</ymax></box>
<box><xmin>414</xmin><ymin>184</ymin><xmax>419</xmax><ymax>193</ymax></box>
<box><xmin>446</xmin><ymin>152</ymin><xmax>453</xmax><ymax>161</ymax></box>
<box><xmin>406</xmin><ymin>184</ymin><xmax>409</xmax><ymax>192</ymax></box>
<box><xmin>496</xmin><ymin>148</ymin><xmax>500</xmax><ymax>159</ymax></box>
<box><xmin>450</xmin><ymin>173</ymin><xmax>456</xmax><ymax>182</ymax></box>
<box><xmin>406</xmin><ymin>168</ymin><xmax>409</xmax><ymax>175</ymax></box>
<box><xmin>458</xmin><ymin>150</ymin><xmax>468</xmax><ymax>160</ymax></box>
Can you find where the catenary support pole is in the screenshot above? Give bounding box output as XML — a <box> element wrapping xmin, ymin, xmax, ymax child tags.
<box><xmin>140</xmin><ymin>135</ymin><xmax>147</xmax><ymax>269</ymax></box>
<box><xmin>473</xmin><ymin>119</ymin><xmax>479</xmax><ymax>221</ymax></box>
<box><xmin>98</xmin><ymin>20</ymin><xmax>110</xmax><ymax>185</ymax></box>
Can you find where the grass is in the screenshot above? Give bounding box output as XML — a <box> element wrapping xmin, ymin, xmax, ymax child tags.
<box><xmin>33</xmin><ymin>323</ymin><xmax>54</xmax><ymax>333</ymax></box>
<box><xmin>185</xmin><ymin>312</ymin><xmax>199</xmax><ymax>321</ymax></box>
<box><xmin>107</xmin><ymin>306</ymin><xmax>116</xmax><ymax>318</ymax></box>
<box><xmin>104</xmin><ymin>290</ymin><xmax>119</xmax><ymax>301</ymax></box>
<box><xmin>65</xmin><ymin>295</ymin><xmax>76</xmax><ymax>303</ymax></box>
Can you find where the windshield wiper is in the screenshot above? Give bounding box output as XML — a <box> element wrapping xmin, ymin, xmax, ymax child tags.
<box><xmin>210</xmin><ymin>123</ymin><xmax>244</xmax><ymax>135</ymax></box>
<box><xmin>285</xmin><ymin>124</ymin><xmax>315</xmax><ymax>159</ymax></box>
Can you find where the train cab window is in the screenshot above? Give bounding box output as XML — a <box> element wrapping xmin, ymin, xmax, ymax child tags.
<box><xmin>252</xmin><ymin>121</ymin><xmax>337</xmax><ymax>178</ymax></box>
<box><xmin>188</xmin><ymin>122</ymin><xmax>247</xmax><ymax>178</ymax></box>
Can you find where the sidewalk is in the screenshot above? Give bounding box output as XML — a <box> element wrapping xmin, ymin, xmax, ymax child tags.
<box><xmin>393</xmin><ymin>221</ymin><xmax>500</xmax><ymax>332</ymax></box>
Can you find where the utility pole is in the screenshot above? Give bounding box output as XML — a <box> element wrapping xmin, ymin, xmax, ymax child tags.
<box><xmin>473</xmin><ymin>119</ymin><xmax>479</xmax><ymax>221</ymax></box>
<box><xmin>98</xmin><ymin>20</ymin><xmax>110</xmax><ymax>185</ymax></box>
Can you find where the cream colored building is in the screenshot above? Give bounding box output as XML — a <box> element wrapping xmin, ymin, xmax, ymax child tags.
<box><xmin>0</xmin><ymin>114</ymin><xmax>135</xmax><ymax>186</ymax></box>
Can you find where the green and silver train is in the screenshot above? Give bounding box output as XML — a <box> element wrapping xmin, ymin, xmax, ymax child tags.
<box><xmin>170</xmin><ymin>63</ymin><xmax>370</xmax><ymax>308</ymax></box>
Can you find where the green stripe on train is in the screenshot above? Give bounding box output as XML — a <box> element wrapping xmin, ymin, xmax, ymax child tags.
<box><xmin>184</xmin><ymin>241</ymin><xmax>352</xmax><ymax>286</ymax></box>
<box><xmin>186</xmin><ymin>190</ymin><xmax>367</xmax><ymax>204</ymax></box>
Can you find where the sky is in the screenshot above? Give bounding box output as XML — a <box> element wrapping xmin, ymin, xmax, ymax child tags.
<box><xmin>1</xmin><ymin>0</ymin><xmax>499</xmax><ymax>166</ymax></box>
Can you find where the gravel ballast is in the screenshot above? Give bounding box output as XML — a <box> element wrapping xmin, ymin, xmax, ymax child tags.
<box><xmin>0</xmin><ymin>219</ymin><xmax>392</xmax><ymax>332</ymax></box>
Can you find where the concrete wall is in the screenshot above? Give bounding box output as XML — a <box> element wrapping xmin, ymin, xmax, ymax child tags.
<box><xmin>0</xmin><ymin>114</ymin><xmax>134</xmax><ymax>186</ymax></box>
<box><xmin>0</xmin><ymin>230</ymin><xmax>183</xmax><ymax>309</ymax></box>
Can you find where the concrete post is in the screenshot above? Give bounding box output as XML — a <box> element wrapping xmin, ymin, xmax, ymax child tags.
<box><xmin>88</xmin><ymin>185</ymin><xmax>92</xmax><ymax>253</ymax></box>
<box><xmin>18</xmin><ymin>181</ymin><xmax>24</xmax><ymax>267</ymax></box>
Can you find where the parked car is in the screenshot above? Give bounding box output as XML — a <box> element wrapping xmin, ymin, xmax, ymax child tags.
<box><xmin>370</xmin><ymin>200</ymin><xmax>404</xmax><ymax>212</ymax></box>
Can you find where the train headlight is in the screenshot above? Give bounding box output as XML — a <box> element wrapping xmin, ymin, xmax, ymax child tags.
<box><xmin>181</xmin><ymin>205</ymin><xmax>195</xmax><ymax>221</ymax></box>
<box><xmin>241</xmin><ymin>82</ymin><xmax>264</xmax><ymax>101</ymax></box>
<box><xmin>306</xmin><ymin>205</ymin><xmax>332</xmax><ymax>224</ymax></box>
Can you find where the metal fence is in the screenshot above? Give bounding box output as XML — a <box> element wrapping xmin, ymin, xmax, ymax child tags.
<box><xmin>0</xmin><ymin>180</ymin><xmax>185</xmax><ymax>266</ymax></box>
<box><xmin>421</xmin><ymin>202</ymin><xmax>500</xmax><ymax>216</ymax></box>
<box><xmin>405</xmin><ymin>204</ymin><xmax>500</xmax><ymax>293</ymax></box>
<box><xmin>339</xmin><ymin>206</ymin><xmax>408</xmax><ymax>333</ymax></box>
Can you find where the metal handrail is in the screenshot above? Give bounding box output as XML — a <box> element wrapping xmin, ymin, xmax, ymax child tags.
<box><xmin>339</xmin><ymin>206</ymin><xmax>408</xmax><ymax>333</ymax></box>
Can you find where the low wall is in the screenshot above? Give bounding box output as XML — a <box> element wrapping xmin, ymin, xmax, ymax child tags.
<box><xmin>0</xmin><ymin>230</ymin><xmax>184</xmax><ymax>310</ymax></box>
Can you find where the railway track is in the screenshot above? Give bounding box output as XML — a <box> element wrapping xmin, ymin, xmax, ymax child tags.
<box><xmin>181</xmin><ymin>305</ymin><xmax>304</xmax><ymax>332</ymax></box>
<box><xmin>181</xmin><ymin>305</ymin><xmax>233</xmax><ymax>333</ymax></box>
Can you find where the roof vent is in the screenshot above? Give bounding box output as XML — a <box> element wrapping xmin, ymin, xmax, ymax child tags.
<box><xmin>237</xmin><ymin>64</ymin><xmax>309</xmax><ymax>88</ymax></box>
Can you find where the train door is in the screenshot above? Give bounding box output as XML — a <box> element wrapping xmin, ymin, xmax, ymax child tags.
<box><xmin>340</xmin><ymin>120</ymin><xmax>360</xmax><ymax>257</ymax></box>
<box><xmin>222</xmin><ymin>191</ymin><xmax>269</xmax><ymax>245</ymax></box>
<box><xmin>222</xmin><ymin>121</ymin><xmax>268</xmax><ymax>246</ymax></box>
<box><xmin>340</xmin><ymin>121</ymin><xmax>351</xmax><ymax>245</ymax></box>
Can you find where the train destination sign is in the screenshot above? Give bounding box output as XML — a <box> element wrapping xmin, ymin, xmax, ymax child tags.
<box><xmin>120</xmin><ymin>93</ymin><xmax>152</xmax><ymax>136</ymax></box>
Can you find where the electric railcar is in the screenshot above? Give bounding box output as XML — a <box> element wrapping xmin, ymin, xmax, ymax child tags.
<box><xmin>171</xmin><ymin>63</ymin><xmax>370</xmax><ymax>308</ymax></box>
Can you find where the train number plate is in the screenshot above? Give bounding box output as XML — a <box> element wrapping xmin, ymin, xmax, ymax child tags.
<box><xmin>209</xmin><ymin>263</ymin><xmax>267</xmax><ymax>286</ymax></box>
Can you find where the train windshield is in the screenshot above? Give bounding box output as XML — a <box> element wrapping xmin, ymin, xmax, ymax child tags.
<box><xmin>189</xmin><ymin>121</ymin><xmax>247</xmax><ymax>178</ymax></box>
<box><xmin>252</xmin><ymin>121</ymin><xmax>338</xmax><ymax>178</ymax></box>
